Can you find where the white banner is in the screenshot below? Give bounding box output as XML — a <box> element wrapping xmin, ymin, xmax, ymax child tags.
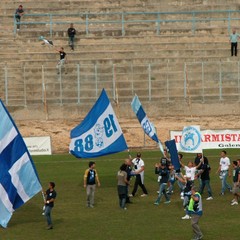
<box><xmin>178</xmin><ymin>125</ymin><xmax>202</xmax><ymax>153</ymax></box>
<box><xmin>23</xmin><ymin>136</ymin><xmax>52</xmax><ymax>155</ymax></box>
<box><xmin>170</xmin><ymin>129</ymin><xmax>240</xmax><ymax>150</ymax></box>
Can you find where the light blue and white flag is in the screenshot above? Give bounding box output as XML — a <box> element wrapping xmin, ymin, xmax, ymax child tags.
<box><xmin>69</xmin><ymin>89</ymin><xmax>128</xmax><ymax>158</ymax></box>
<box><xmin>131</xmin><ymin>94</ymin><xmax>164</xmax><ymax>154</ymax></box>
<box><xmin>178</xmin><ymin>125</ymin><xmax>202</xmax><ymax>153</ymax></box>
<box><xmin>0</xmin><ymin>100</ymin><xmax>42</xmax><ymax>228</ymax></box>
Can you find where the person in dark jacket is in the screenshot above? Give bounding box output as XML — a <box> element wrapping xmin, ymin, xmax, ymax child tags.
<box><xmin>154</xmin><ymin>162</ymin><xmax>171</xmax><ymax>205</ymax></box>
<box><xmin>67</xmin><ymin>23</ymin><xmax>76</xmax><ymax>50</ymax></box>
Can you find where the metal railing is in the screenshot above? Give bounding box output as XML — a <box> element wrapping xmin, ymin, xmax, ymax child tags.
<box><xmin>14</xmin><ymin>10</ymin><xmax>240</xmax><ymax>37</ymax></box>
<box><xmin>1</xmin><ymin>61</ymin><xmax>240</xmax><ymax>108</ymax></box>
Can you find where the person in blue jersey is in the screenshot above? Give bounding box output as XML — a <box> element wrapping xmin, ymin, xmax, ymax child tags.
<box><xmin>187</xmin><ymin>186</ymin><xmax>203</xmax><ymax>240</ymax></box>
<box><xmin>43</xmin><ymin>182</ymin><xmax>57</xmax><ymax>230</ymax></box>
<box><xmin>229</xmin><ymin>29</ymin><xmax>240</xmax><ymax>56</ymax></box>
<box><xmin>84</xmin><ymin>161</ymin><xmax>101</xmax><ymax>208</ymax></box>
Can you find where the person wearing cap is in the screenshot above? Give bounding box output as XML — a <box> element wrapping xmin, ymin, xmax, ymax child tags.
<box><xmin>187</xmin><ymin>186</ymin><xmax>203</xmax><ymax>240</ymax></box>
<box><xmin>129</xmin><ymin>153</ymin><xmax>148</xmax><ymax>197</ymax></box>
<box><xmin>84</xmin><ymin>161</ymin><xmax>100</xmax><ymax>208</ymax></box>
<box><xmin>15</xmin><ymin>5</ymin><xmax>24</xmax><ymax>30</ymax></box>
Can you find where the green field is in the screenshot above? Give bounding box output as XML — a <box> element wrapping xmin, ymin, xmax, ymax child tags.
<box><xmin>0</xmin><ymin>149</ymin><xmax>239</xmax><ymax>240</ymax></box>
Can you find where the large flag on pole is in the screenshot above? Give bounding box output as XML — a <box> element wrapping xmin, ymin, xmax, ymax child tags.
<box><xmin>0</xmin><ymin>100</ymin><xmax>42</xmax><ymax>228</ymax></box>
<box><xmin>69</xmin><ymin>89</ymin><xmax>128</xmax><ymax>158</ymax></box>
<box><xmin>177</xmin><ymin>125</ymin><xmax>202</xmax><ymax>153</ymax></box>
<box><xmin>131</xmin><ymin>94</ymin><xmax>164</xmax><ymax>154</ymax></box>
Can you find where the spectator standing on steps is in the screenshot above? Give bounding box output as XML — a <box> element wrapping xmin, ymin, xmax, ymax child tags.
<box><xmin>15</xmin><ymin>5</ymin><xmax>24</xmax><ymax>30</ymax></box>
<box><xmin>229</xmin><ymin>29</ymin><xmax>240</xmax><ymax>56</ymax></box>
<box><xmin>67</xmin><ymin>23</ymin><xmax>76</xmax><ymax>51</ymax></box>
<box><xmin>56</xmin><ymin>47</ymin><xmax>67</xmax><ymax>74</ymax></box>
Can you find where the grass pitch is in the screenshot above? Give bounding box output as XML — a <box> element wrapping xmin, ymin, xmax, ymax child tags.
<box><xmin>0</xmin><ymin>149</ymin><xmax>239</xmax><ymax>240</ymax></box>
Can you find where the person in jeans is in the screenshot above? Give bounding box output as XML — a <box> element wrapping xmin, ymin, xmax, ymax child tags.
<box><xmin>217</xmin><ymin>150</ymin><xmax>232</xmax><ymax>195</ymax></box>
<box><xmin>56</xmin><ymin>47</ymin><xmax>67</xmax><ymax>74</ymax></box>
<box><xmin>117</xmin><ymin>164</ymin><xmax>129</xmax><ymax>210</ymax></box>
<box><xmin>43</xmin><ymin>182</ymin><xmax>57</xmax><ymax>230</ymax></box>
<box><xmin>229</xmin><ymin>29</ymin><xmax>240</xmax><ymax>56</ymax></box>
<box><xmin>84</xmin><ymin>161</ymin><xmax>100</xmax><ymax>208</ymax></box>
<box><xmin>15</xmin><ymin>5</ymin><xmax>24</xmax><ymax>30</ymax></box>
<box><xmin>154</xmin><ymin>162</ymin><xmax>170</xmax><ymax>205</ymax></box>
<box><xmin>197</xmin><ymin>156</ymin><xmax>213</xmax><ymax>200</ymax></box>
<box><xmin>67</xmin><ymin>23</ymin><xmax>76</xmax><ymax>50</ymax></box>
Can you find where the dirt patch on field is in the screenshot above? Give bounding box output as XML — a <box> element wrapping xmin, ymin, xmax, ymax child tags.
<box><xmin>16</xmin><ymin>115</ymin><xmax>240</xmax><ymax>154</ymax></box>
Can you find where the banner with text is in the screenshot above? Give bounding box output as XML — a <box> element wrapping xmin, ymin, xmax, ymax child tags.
<box><xmin>170</xmin><ymin>129</ymin><xmax>240</xmax><ymax>150</ymax></box>
<box><xmin>23</xmin><ymin>136</ymin><xmax>52</xmax><ymax>155</ymax></box>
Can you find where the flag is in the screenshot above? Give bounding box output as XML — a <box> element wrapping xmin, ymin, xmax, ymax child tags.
<box><xmin>69</xmin><ymin>89</ymin><xmax>128</xmax><ymax>158</ymax></box>
<box><xmin>131</xmin><ymin>94</ymin><xmax>164</xmax><ymax>154</ymax></box>
<box><xmin>178</xmin><ymin>125</ymin><xmax>202</xmax><ymax>153</ymax></box>
<box><xmin>39</xmin><ymin>36</ymin><xmax>53</xmax><ymax>46</ymax></box>
<box><xmin>165</xmin><ymin>139</ymin><xmax>180</xmax><ymax>171</ymax></box>
<box><xmin>0</xmin><ymin>100</ymin><xmax>42</xmax><ymax>228</ymax></box>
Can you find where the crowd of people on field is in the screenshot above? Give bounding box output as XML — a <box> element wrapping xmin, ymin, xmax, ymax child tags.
<box><xmin>113</xmin><ymin>149</ymin><xmax>239</xmax><ymax>240</ymax></box>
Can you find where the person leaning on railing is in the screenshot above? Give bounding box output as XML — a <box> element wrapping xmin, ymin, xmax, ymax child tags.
<box><xmin>15</xmin><ymin>5</ymin><xmax>24</xmax><ymax>30</ymax></box>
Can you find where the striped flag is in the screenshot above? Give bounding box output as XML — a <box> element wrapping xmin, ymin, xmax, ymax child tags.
<box><xmin>0</xmin><ymin>100</ymin><xmax>42</xmax><ymax>228</ymax></box>
<box><xmin>69</xmin><ymin>89</ymin><xmax>128</xmax><ymax>158</ymax></box>
<box><xmin>39</xmin><ymin>36</ymin><xmax>53</xmax><ymax>46</ymax></box>
<box><xmin>131</xmin><ymin>94</ymin><xmax>164</xmax><ymax>154</ymax></box>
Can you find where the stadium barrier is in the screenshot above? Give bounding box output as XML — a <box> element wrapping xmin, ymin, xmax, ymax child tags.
<box><xmin>1</xmin><ymin>61</ymin><xmax>240</xmax><ymax>107</ymax></box>
<box><xmin>13</xmin><ymin>10</ymin><xmax>240</xmax><ymax>37</ymax></box>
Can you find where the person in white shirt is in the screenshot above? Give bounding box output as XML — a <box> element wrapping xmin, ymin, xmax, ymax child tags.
<box><xmin>229</xmin><ymin>29</ymin><xmax>240</xmax><ymax>56</ymax></box>
<box><xmin>180</xmin><ymin>160</ymin><xmax>203</xmax><ymax>181</ymax></box>
<box><xmin>130</xmin><ymin>153</ymin><xmax>148</xmax><ymax>197</ymax></box>
<box><xmin>217</xmin><ymin>150</ymin><xmax>232</xmax><ymax>195</ymax></box>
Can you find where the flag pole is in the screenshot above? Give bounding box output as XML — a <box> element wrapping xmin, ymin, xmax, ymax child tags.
<box><xmin>158</xmin><ymin>141</ymin><xmax>164</xmax><ymax>156</ymax></box>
